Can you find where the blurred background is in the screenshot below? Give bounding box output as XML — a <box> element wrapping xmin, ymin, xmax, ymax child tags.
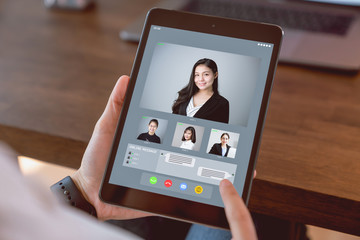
<box><xmin>1</xmin><ymin>0</ymin><xmax>359</xmax><ymax>239</ymax></box>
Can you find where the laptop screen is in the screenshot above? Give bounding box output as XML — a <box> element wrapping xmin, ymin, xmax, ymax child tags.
<box><xmin>304</xmin><ymin>0</ymin><xmax>360</xmax><ymax>6</ymax></box>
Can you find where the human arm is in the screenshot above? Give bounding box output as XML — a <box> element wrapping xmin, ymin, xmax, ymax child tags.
<box><xmin>0</xmin><ymin>143</ymin><xmax>141</xmax><ymax>239</ymax></box>
<box><xmin>70</xmin><ymin>75</ymin><xmax>150</xmax><ymax>221</ymax></box>
<box><xmin>212</xmin><ymin>95</ymin><xmax>230</xmax><ymax>124</ymax></box>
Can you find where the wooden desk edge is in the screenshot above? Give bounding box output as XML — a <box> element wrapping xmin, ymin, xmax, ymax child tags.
<box><xmin>0</xmin><ymin>124</ymin><xmax>86</xmax><ymax>169</ymax></box>
<box><xmin>250</xmin><ymin>179</ymin><xmax>360</xmax><ymax>236</ymax></box>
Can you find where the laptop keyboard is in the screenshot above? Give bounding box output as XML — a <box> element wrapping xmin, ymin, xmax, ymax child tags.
<box><xmin>184</xmin><ymin>0</ymin><xmax>354</xmax><ymax>35</ymax></box>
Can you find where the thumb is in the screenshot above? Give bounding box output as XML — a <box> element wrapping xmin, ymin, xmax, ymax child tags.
<box><xmin>219</xmin><ymin>179</ymin><xmax>257</xmax><ymax>240</ymax></box>
<box><xmin>95</xmin><ymin>75</ymin><xmax>130</xmax><ymax>135</ymax></box>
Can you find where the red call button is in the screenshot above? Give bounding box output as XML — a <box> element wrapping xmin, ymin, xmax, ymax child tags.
<box><xmin>164</xmin><ymin>179</ymin><xmax>172</xmax><ymax>188</ymax></box>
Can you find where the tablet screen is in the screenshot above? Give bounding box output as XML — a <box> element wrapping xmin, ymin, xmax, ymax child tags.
<box><xmin>107</xmin><ymin>24</ymin><xmax>274</xmax><ymax>208</ymax></box>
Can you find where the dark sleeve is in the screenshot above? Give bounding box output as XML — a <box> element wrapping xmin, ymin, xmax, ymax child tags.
<box><xmin>208</xmin><ymin>97</ymin><xmax>229</xmax><ymax>123</ymax></box>
<box><xmin>218</xmin><ymin>97</ymin><xmax>229</xmax><ymax>124</ymax></box>
<box><xmin>224</xmin><ymin>99</ymin><xmax>229</xmax><ymax>123</ymax></box>
<box><xmin>209</xmin><ymin>144</ymin><xmax>218</xmax><ymax>155</ymax></box>
<box><xmin>225</xmin><ymin>145</ymin><xmax>231</xmax><ymax>157</ymax></box>
<box><xmin>137</xmin><ymin>133</ymin><xmax>144</xmax><ymax>140</ymax></box>
<box><xmin>195</xmin><ymin>95</ymin><xmax>229</xmax><ymax>123</ymax></box>
<box><xmin>155</xmin><ymin>136</ymin><xmax>161</xmax><ymax>143</ymax></box>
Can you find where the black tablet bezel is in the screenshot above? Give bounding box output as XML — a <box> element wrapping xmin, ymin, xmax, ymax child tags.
<box><xmin>100</xmin><ymin>8</ymin><xmax>283</xmax><ymax>229</ymax></box>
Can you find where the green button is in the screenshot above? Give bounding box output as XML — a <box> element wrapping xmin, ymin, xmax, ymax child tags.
<box><xmin>149</xmin><ymin>176</ymin><xmax>157</xmax><ymax>185</ymax></box>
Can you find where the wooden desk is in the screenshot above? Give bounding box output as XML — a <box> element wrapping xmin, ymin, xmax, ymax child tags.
<box><xmin>1</xmin><ymin>0</ymin><xmax>359</xmax><ymax>236</ymax></box>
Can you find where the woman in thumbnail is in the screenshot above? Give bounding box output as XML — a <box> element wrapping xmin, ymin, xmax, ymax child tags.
<box><xmin>137</xmin><ymin>119</ymin><xmax>161</xmax><ymax>143</ymax></box>
<box><xmin>209</xmin><ymin>133</ymin><xmax>231</xmax><ymax>157</ymax></box>
<box><xmin>180</xmin><ymin>126</ymin><xmax>196</xmax><ymax>150</ymax></box>
<box><xmin>172</xmin><ymin>58</ymin><xmax>229</xmax><ymax>123</ymax></box>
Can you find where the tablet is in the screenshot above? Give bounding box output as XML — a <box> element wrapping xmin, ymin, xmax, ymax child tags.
<box><xmin>100</xmin><ymin>8</ymin><xmax>282</xmax><ymax>228</ymax></box>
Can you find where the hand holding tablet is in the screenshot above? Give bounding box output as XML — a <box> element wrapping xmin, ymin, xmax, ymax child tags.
<box><xmin>71</xmin><ymin>76</ymin><xmax>151</xmax><ymax>221</ymax></box>
<box><xmin>71</xmin><ymin>74</ymin><xmax>257</xmax><ymax>239</ymax></box>
<box><xmin>99</xmin><ymin>8</ymin><xmax>282</xmax><ymax>228</ymax></box>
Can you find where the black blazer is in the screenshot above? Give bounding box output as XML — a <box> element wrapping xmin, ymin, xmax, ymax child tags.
<box><xmin>175</xmin><ymin>93</ymin><xmax>229</xmax><ymax>123</ymax></box>
<box><xmin>209</xmin><ymin>143</ymin><xmax>231</xmax><ymax>157</ymax></box>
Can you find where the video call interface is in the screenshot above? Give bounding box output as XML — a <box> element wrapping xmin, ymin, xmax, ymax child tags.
<box><xmin>109</xmin><ymin>25</ymin><xmax>274</xmax><ymax>207</ymax></box>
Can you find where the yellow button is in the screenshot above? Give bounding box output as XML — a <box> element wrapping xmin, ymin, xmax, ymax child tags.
<box><xmin>194</xmin><ymin>185</ymin><xmax>203</xmax><ymax>194</ymax></box>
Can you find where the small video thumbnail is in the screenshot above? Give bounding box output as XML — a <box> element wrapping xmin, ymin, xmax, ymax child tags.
<box><xmin>136</xmin><ymin>116</ymin><xmax>168</xmax><ymax>144</ymax></box>
<box><xmin>171</xmin><ymin>122</ymin><xmax>205</xmax><ymax>151</ymax></box>
<box><xmin>206</xmin><ymin>129</ymin><xmax>240</xmax><ymax>158</ymax></box>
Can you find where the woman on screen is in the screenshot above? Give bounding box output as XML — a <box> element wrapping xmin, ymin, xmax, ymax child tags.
<box><xmin>137</xmin><ymin>119</ymin><xmax>161</xmax><ymax>143</ymax></box>
<box><xmin>179</xmin><ymin>126</ymin><xmax>196</xmax><ymax>150</ymax></box>
<box><xmin>172</xmin><ymin>58</ymin><xmax>229</xmax><ymax>123</ymax></box>
<box><xmin>209</xmin><ymin>133</ymin><xmax>231</xmax><ymax>157</ymax></box>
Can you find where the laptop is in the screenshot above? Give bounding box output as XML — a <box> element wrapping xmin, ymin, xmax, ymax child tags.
<box><xmin>120</xmin><ymin>0</ymin><xmax>360</xmax><ymax>72</ymax></box>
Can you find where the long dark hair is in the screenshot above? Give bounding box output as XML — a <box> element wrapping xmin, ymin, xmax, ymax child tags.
<box><xmin>182</xmin><ymin>126</ymin><xmax>196</xmax><ymax>143</ymax></box>
<box><xmin>221</xmin><ymin>133</ymin><xmax>230</xmax><ymax>139</ymax></box>
<box><xmin>172</xmin><ymin>58</ymin><xmax>219</xmax><ymax>113</ymax></box>
<box><xmin>148</xmin><ymin>119</ymin><xmax>158</xmax><ymax>127</ymax></box>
